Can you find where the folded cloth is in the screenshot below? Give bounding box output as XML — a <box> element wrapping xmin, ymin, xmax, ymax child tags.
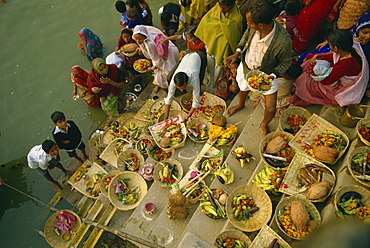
<box><xmin>54</xmin><ymin>211</ymin><xmax>77</xmax><ymax>233</ymax></box>
<box><xmin>154</xmin><ymin>33</ymin><xmax>169</xmax><ymax>60</ymax></box>
<box><xmin>311</xmin><ymin>60</ymin><xmax>333</xmax><ymax>81</ymax></box>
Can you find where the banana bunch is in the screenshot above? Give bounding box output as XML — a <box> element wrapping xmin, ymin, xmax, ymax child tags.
<box><xmin>123</xmin><ymin>192</ymin><xmax>138</xmax><ymax>205</ymax></box>
<box><xmin>197</xmin><ymin>157</ymin><xmax>213</xmax><ymax>172</ymax></box>
<box><xmin>214</xmin><ymin>165</ymin><xmax>234</xmax><ymax>185</ymax></box>
<box><xmin>137</xmin><ymin>140</ymin><xmax>147</xmax><ymax>153</ymax></box>
<box><xmin>167</xmin><ymin>124</ymin><xmax>181</xmax><ymax>135</ymax></box>
<box><xmin>216</xmin><ymin>138</ymin><xmax>230</xmax><ymax>146</ymax></box>
<box><xmin>232</xmin><ymin>147</ymin><xmax>255</xmax><ymax>167</ymax></box>
<box><xmin>92</xmin><ymin>172</ymin><xmax>105</xmax><ymax>183</ymax></box>
<box><xmin>127</xmin><ymin>122</ymin><xmax>138</xmax><ymax>131</ymax></box>
<box><xmin>252</xmin><ymin>165</ymin><xmax>283</xmax><ymax>194</ymax></box>
<box><xmin>200</xmin><ymin>191</ymin><xmax>226</xmax><ymax>219</ymax></box>
<box><xmin>200</xmin><ymin>201</ymin><xmax>218</xmax><ymax>217</ymax></box>
<box><xmin>159</xmin><ymin>165</ymin><xmax>171</xmax><ymax>181</ymax></box>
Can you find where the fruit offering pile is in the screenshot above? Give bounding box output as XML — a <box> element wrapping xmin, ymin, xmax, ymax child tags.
<box><xmin>188</xmin><ymin>123</ymin><xmax>209</xmax><ymax>142</ymax></box>
<box><xmin>209</xmin><ymin>125</ymin><xmax>238</xmax><ymax>146</ymax></box>
<box><xmin>350</xmin><ymin>149</ymin><xmax>370</xmax><ymax>182</ymax></box>
<box><xmin>232</xmin><ymin>194</ymin><xmax>259</xmax><ymax>221</ymax></box>
<box><xmin>358</xmin><ymin>123</ymin><xmax>370</xmax><ymax>143</ymax></box>
<box><xmin>247</xmin><ymin>74</ymin><xmax>272</xmax><ymax>91</ymax></box>
<box><xmin>122</xmin><ymin>153</ymin><xmax>140</xmax><ymax>172</ymax></box>
<box><xmin>149</xmin><ymin>145</ymin><xmax>173</xmax><ymax>161</ymax></box>
<box><xmin>114</xmin><ymin>178</ymin><xmax>139</xmax><ymax>205</ymax></box>
<box><xmin>215</xmin><ymin>237</ymin><xmax>247</xmax><ymax>248</ymax></box>
<box><xmin>158</xmin><ymin>162</ymin><xmax>180</xmax><ymax>186</ymax></box>
<box><xmin>252</xmin><ymin>165</ymin><xmax>286</xmax><ymax>195</ymax></box>
<box><xmin>158</xmin><ymin>122</ymin><xmax>185</xmax><ymax>148</ymax></box>
<box><xmin>197</xmin><ymin>104</ymin><xmax>225</xmax><ymax>121</ymax></box>
<box><xmin>337</xmin><ymin>191</ymin><xmax>370</xmax><ymax>221</ymax></box>
<box><xmin>285</xmin><ymin>114</ymin><xmax>307</xmax><ymax>134</ymax></box>
<box><xmin>200</xmin><ymin>189</ymin><xmax>228</xmax><ymax>220</ymax></box>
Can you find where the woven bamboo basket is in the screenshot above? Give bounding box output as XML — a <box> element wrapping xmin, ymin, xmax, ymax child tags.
<box><xmin>134</xmin><ymin>98</ymin><xmax>155</xmax><ymax>122</ymax></box>
<box><xmin>149</xmin><ymin>115</ymin><xmax>187</xmax><ymax>151</ymax></box>
<box><xmin>275</xmin><ymin>195</ymin><xmax>321</xmax><ymax>240</ymax></box>
<box><xmin>279</xmin><ymin>153</ymin><xmax>336</xmax><ymax>202</ymax></box>
<box><xmin>147</xmin><ymin>144</ymin><xmax>174</xmax><ymax>161</ymax></box>
<box><xmin>68</xmin><ymin>161</ymin><xmax>107</xmax><ymax>198</ymax></box>
<box><xmin>200</xmin><ymin>188</ymin><xmax>229</xmax><ymax>220</ymax></box>
<box><xmin>116</xmin><ymin>148</ymin><xmax>144</xmax><ymax>172</ymax></box>
<box><xmin>108</xmin><ymin>171</ymin><xmax>148</xmax><ymax>211</ymax></box>
<box><xmin>153</xmin><ymin>158</ymin><xmax>183</xmax><ymax>187</ymax></box>
<box><xmin>347</xmin><ymin>146</ymin><xmax>370</xmax><ymax>188</ymax></box>
<box><xmin>147</xmin><ymin>98</ymin><xmax>181</xmax><ymax>122</ymax></box>
<box><xmin>249</xmin><ymin>224</ymin><xmax>291</xmax><ymax>248</ymax></box>
<box><xmin>226</xmin><ymin>185</ymin><xmax>272</xmax><ymax>232</ymax></box>
<box><xmin>279</xmin><ymin>106</ymin><xmax>311</xmax><ymax>135</ymax></box>
<box><xmin>189</xmin><ymin>143</ymin><xmax>223</xmax><ymax>174</ymax></box>
<box><xmin>333</xmin><ymin>184</ymin><xmax>370</xmax><ymax>219</ymax></box>
<box><xmin>356</xmin><ymin>118</ymin><xmax>370</xmax><ymax>146</ymax></box>
<box><xmin>88</xmin><ymin>130</ymin><xmax>104</xmax><ymax>150</ymax></box>
<box><xmin>246</xmin><ymin>70</ymin><xmax>272</xmax><ymax>92</ymax></box>
<box><xmin>214</xmin><ymin>229</ymin><xmax>251</xmax><ymax>248</ymax></box>
<box><xmin>100</xmin><ymin>170</ymin><xmax>121</xmax><ymax>198</ymax></box>
<box><xmin>100</xmin><ymin>138</ymin><xmax>130</xmax><ymax>168</ymax></box>
<box><xmin>44</xmin><ymin>210</ymin><xmax>81</xmax><ymax>248</ymax></box>
<box><xmin>186</xmin><ymin>116</ymin><xmax>212</xmax><ymax>143</ymax></box>
<box><xmin>289</xmin><ymin>114</ymin><xmax>349</xmax><ymax>165</ymax></box>
<box><xmin>89</xmin><ymin>145</ymin><xmax>108</xmax><ymax>167</ymax></box>
<box><xmin>180</xmin><ymin>93</ymin><xmax>193</xmax><ymax>113</ymax></box>
<box><xmin>115</xmin><ymin>112</ymin><xmax>136</xmax><ymax>125</ymax></box>
<box><xmin>157</xmin><ymin>109</ymin><xmax>187</xmax><ymax>123</ymax></box>
<box><xmin>102</xmin><ymin>128</ymin><xmax>123</xmax><ymax>146</ymax></box>
<box><xmin>135</xmin><ymin>138</ymin><xmax>154</xmax><ymax>157</ymax></box>
<box><xmin>191</xmin><ymin>92</ymin><xmax>227</xmax><ymax>121</ymax></box>
<box><xmin>259</xmin><ymin>130</ymin><xmax>295</xmax><ymax>169</ymax></box>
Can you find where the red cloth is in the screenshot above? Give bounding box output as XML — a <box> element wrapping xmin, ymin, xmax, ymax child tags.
<box><xmin>154</xmin><ymin>33</ymin><xmax>169</xmax><ymax>60</ymax></box>
<box><xmin>292</xmin><ymin>0</ymin><xmax>337</xmax><ymax>53</ymax></box>
<box><xmin>71</xmin><ymin>66</ymin><xmax>101</xmax><ymax>108</ymax></box>
<box><xmin>289</xmin><ymin>55</ymin><xmax>361</xmax><ymax>106</ymax></box>
<box><xmin>187</xmin><ymin>39</ymin><xmax>206</xmax><ymax>54</ymax></box>
<box><xmin>87</xmin><ymin>64</ymin><xmax>120</xmax><ymax>97</ymax></box>
<box><xmin>54</xmin><ymin>211</ymin><xmax>77</xmax><ymax>233</ymax></box>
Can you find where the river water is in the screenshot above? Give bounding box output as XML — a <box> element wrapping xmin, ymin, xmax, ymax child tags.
<box><xmin>0</xmin><ymin>0</ymin><xmax>166</xmax><ymax>246</ymax></box>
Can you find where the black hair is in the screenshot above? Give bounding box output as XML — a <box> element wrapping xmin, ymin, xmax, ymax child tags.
<box><xmin>185</xmin><ymin>24</ymin><xmax>198</xmax><ymax>37</ymax></box>
<box><xmin>285</xmin><ymin>63</ymin><xmax>302</xmax><ymax>79</ymax></box>
<box><xmin>115</xmin><ymin>1</ymin><xmax>126</xmax><ymax>13</ymax></box>
<box><xmin>126</xmin><ymin>0</ymin><xmax>143</xmax><ymax>14</ymax></box>
<box><xmin>218</xmin><ymin>0</ymin><xmax>234</xmax><ymax>6</ymax></box>
<box><xmin>328</xmin><ymin>29</ymin><xmax>362</xmax><ymax>66</ymax></box>
<box><xmin>174</xmin><ymin>72</ymin><xmax>188</xmax><ymax>87</ymax></box>
<box><xmin>247</xmin><ymin>0</ymin><xmax>274</xmax><ymax>24</ymax></box>
<box><xmin>42</xmin><ymin>140</ymin><xmax>56</xmax><ymax>153</ymax></box>
<box><xmin>51</xmin><ymin>111</ymin><xmax>65</xmax><ymax>123</ymax></box>
<box><xmin>284</xmin><ymin>0</ymin><xmax>302</xmax><ymax>16</ymax></box>
<box><xmin>161</xmin><ymin>10</ymin><xmax>173</xmax><ymax>22</ymax></box>
<box><xmin>127</xmin><ymin>8</ymin><xmax>138</xmax><ymax>20</ymax></box>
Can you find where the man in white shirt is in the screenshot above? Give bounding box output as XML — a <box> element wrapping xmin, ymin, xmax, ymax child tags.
<box><xmin>164</xmin><ymin>52</ymin><xmax>206</xmax><ymax>123</ymax></box>
<box><xmin>27</xmin><ymin>140</ymin><xmax>73</xmax><ymax>191</ymax></box>
<box><xmin>224</xmin><ymin>0</ymin><xmax>292</xmax><ymax>136</ymax></box>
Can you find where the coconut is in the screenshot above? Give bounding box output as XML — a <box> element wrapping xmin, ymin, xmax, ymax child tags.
<box><xmin>266</xmin><ymin>136</ymin><xmax>287</xmax><ymax>154</ymax></box>
<box><xmin>306</xmin><ymin>180</ymin><xmax>332</xmax><ymax>200</ymax></box>
<box><xmin>212</xmin><ymin>114</ymin><xmax>227</xmax><ymax>127</ymax></box>
<box><xmin>160</xmin><ymin>137</ymin><xmax>171</xmax><ymax>148</ymax></box>
<box><xmin>169</xmin><ymin>206</ymin><xmax>188</xmax><ymax>220</ymax></box>
<box><xmin>168</xmin><ymin>193</ymin><xmax>187</xmax><ymax>207</ymax></box>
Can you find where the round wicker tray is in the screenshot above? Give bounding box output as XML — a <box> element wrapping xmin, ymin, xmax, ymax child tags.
<box><xmin>333</xmin><ymin>184</ymin><xmax>370</xmax><ymax>219</ymax></box>
<box><xmin>153</xmin><ymin>158</ymin><xmax>183</xmax><ymax>187</ymax></box>
<box><xmin>275</xmin><ymin>195</ymin><xmax>321</xmax><ymax>240</ymax></box>
<box><xmin>89</xmin><ymin>145</ymin><xmax>107</xmax><ymax>167</ymax></box>
<box><xmin>226</xmin><ymin>185</ymin><xmax>272</xmax><ymax>232</ymax></box>
<box><xmin>279</xmin><ymin>106</ymin><xmax>311</xmax><ymax>135</ymax></box>
<box><xmin>108</xmin><ymin>171</ymin><xmax>148</xmax><ymax>211</ymax></box>
<box><xmin>180</xmin><ymin>93</ymin><xmax>193</xmax><ymax>113</ymax></box>
<box><xmin>44</xmin><ymin>210</ymin><xmax>81</xmax><ymax>248</ymax></box>
<box><xmin>357</xmin><ymin>118</ymin><xmax>370</xmax><ymax>146</ymax></box>
<box><xmin>214</xmin><ymin>229</ymin><xmax>251</xmax><ymax>248</ymax></box>
<box><xmin>100</xmin><ymin>170</ymin><xmax>120</xmax><ymax>198</ymax></box>
<box><xmin>347</xmin><ymin>146</ymin><xmax>370</xmax><ymax>188</ymax></box>
<box><xmin>186</xmin><ymin>116</ymin><xmax>212</xmax><ymax>143</ymax></box>
<box><xmin>116</xmin><ymin>148</ymin><xmax>145</xmax><ymax>172</ymax></box>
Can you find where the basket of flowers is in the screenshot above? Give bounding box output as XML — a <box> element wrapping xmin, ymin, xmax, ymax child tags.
<box><xmin>279</xmin><ymin>106</ymin><xmax>311</xmax><ymax>135</ymax></box>
<box><xmin>246</xmin><ymin>70</ymin><xmax>273</xmax><ymax>92</ymax></box>
<box><xmin>186</xmin><ymin>116</ymin><xmax>212</xmax><ymax>143</ymax></box>
<box><xmin>116</xmin><ymin>148</ymin><xmax>144</xmax><ymax>172</ymax></box>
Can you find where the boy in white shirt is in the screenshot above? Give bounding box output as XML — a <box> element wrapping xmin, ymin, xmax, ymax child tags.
<box><xmin>27</xmin><ymin>140</ymin><xmax>73</xmax><ymax>191</ymax></box>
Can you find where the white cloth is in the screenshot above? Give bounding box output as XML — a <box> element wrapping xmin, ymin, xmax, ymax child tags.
<box><xmin>105</xmin><ymin>52</ymin><xmax>125</xmax><ymax>71</ymax></box>
<box><xmin>133</xmin><ymin>25</ymin><xmax>180</xmax><ymax>89</ymax></box>
<box><xmin>53</xmin><ymin>123</ymin><xmax>70</xmax><ymax>135</ymax></box>
<box><xmin>27</xmin><ymin>145</ymin><xmax>52</xmax><ymax>170</ymax></box>
<box><xmin>335</xmin><ymin>41</ymin><xmax>369</xmax><ymax>106</ymax></box>
<box><xmin>158</xmin><ymin>6</ymin><xmax>187</xmax><ymax>23</ymax></box>
<box><xmin>164</xmin><ymin>53</ymin><xmax>202</xmax><ymax>108</ymax></box>
<box><xmin>311</xmin><ymin>60</ymin><xmax>333</xmax><ymax>81</ymax></box>
<box><xmin>236</xmin><ymin>23</ymin><xmax>278</xmax><ymax>95</ymax></box>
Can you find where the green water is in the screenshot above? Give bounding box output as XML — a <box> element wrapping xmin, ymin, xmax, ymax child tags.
<box><xmin>0</xmin><ymin>0</ymin><xmax>165</xmax><ymax>246</ymax></box>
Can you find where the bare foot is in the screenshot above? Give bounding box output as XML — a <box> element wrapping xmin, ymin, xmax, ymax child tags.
<box><xmin>227</xmin><ymin>105</ymin><xmax>245</xmax><ymax>117</ymax></box>
<box><xmin>153</xmin><ymin>85</ymin><xmax>160</xmax><ymax>93</ymax></box>
<box><xmin>261</xmin><ymin>124</ymin><xmax>270</xmax><ymax>137</ymax></box>
<box><xmin>64</xmin><ymin>168</ymin><xmax>74</xmax><ymax>175</ymax></box>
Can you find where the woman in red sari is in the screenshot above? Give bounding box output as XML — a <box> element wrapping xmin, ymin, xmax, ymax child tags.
<box><xmin>289</xmin><ymin>29</ymin><xmax>365</xmax><ymax>107</ymax></box>
<box><xmin>87</xmin><ymin>58</ymin><xmax>128</xmax><ymax>118</ymax></box>
<box><xmin>71</xmin><ymin>66</ymin><xmax>101</xmax><ymax>109</ymax></box>
<box><xmin>292</xmin><ymin>0</ymin><xmax>338</xmax><ymax>53</ymax></box>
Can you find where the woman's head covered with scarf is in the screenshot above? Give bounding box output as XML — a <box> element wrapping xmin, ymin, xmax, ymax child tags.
<box><xmin>133</xmin><ymin>25</ymin><xmax>149</xmax><ymax>44</ymax></box>
<box><xmin>352</xmin><ymin>12</ymin><xmax>370</xmax><ymax>38</ymax></box>
<box><xmin>91</xmin><ymin>58</ymin><xmax>108</xmax><ymax>76</ymax></box>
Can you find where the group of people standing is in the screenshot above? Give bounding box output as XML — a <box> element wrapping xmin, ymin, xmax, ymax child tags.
<box><xmin>27</xmin><ymin>0</ymin><xmax>370</xmax><ymax>190</ymax></box>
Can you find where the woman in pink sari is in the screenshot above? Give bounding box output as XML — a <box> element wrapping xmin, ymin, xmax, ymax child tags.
<box><xmin>292</xmin><ymin>0</ymin><xmax>338</xmax><ymax>53</ymax></box>
<box><xmin>289</xmin><ymin>29</ymin><xmax>368</xmax><ymax>107</ymax></box>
